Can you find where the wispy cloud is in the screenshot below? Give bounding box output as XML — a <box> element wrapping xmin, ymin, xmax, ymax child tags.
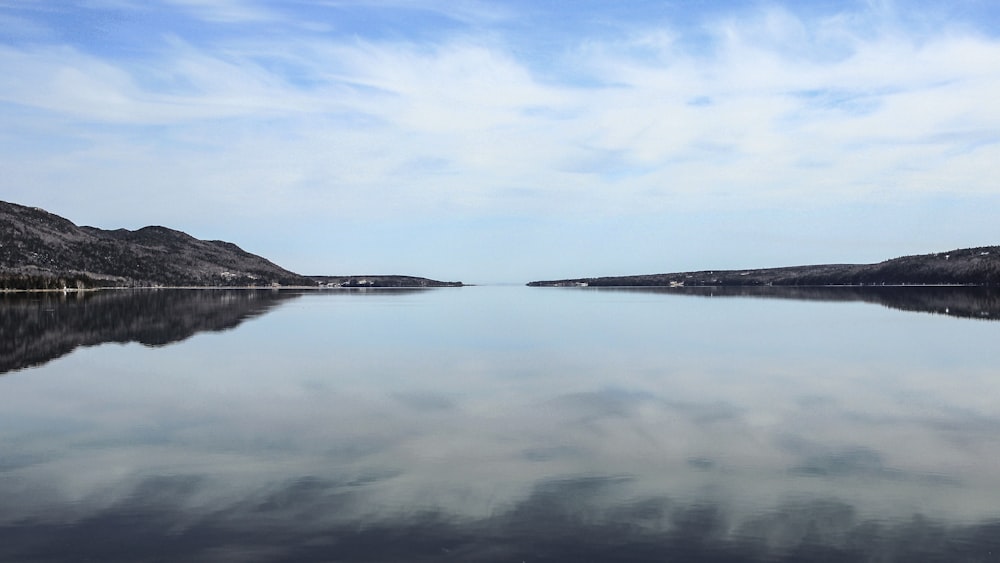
<box><xmin>2</xmin><ymin>1</ymin><xmax>999</xmax><ymax>277</ymax></box>
<box><xmin>161</xmin><ymin>0</ymin><xmax>280</xmax><ymax>23</ymax></box>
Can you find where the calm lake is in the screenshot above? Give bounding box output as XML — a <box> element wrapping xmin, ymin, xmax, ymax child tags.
<box><xmin>2</xmin><ymin>286</ymin><xmax>1000</xmax><ymax>562</ymax></box>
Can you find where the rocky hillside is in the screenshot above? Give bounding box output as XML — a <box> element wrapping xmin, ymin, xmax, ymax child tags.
<box><xmin>529</xmin><ymin>246</ymin><xmax>1000</xmax><ymax>287</ymax></box>
<box><xmin>0</xmin><ymin>200</ymin><xmax>315</xmax><ymax>289</ymax></box>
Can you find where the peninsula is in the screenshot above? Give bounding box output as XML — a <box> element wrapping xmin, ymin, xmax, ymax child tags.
<box><xmin>528</xmin><ymin>246</ymin><xmax>1000</xmax><ymax>287</ymax></box>
<box><xmin>0</xmin><ymin>200</ymin><xmax>461</xmax><ymax>289</ymax></box>
<box><xmin>308</xmin><ymin>275</ymin><xmax>463</xmax><ymax>288</ymax></box>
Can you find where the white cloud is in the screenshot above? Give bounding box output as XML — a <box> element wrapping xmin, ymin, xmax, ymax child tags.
<box><xmin>2</xmin><ymin>1</ymin><xmax>999</xmax><ymax>263</ymax></box>
<box><xmin>311</xmin><ymin>0</ymin><xmax>516</xmax><ymax>26</ymax></box>
<box><xmin>161</xmin><ymin>0</ymin><xmax>279</xmax><ymax>23</ymax></box>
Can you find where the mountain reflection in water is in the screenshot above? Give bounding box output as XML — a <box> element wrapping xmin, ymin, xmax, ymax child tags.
<box><xmin>0</xmin><ymin>289</ymin><xmax>301</xmax><ymax>374</ymax></box>
<box><xmin>589</xmin><ymin>285</ymin><xmax>1000</xmax><ymax>321</ymax></box>
<box><xmin>1</xmin><ymin>287</ymin><xmax>999</xmax><ymax>562</ymax></box>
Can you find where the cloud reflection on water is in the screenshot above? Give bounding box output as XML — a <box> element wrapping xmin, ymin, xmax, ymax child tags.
<box><xmin>2</xmin><ymin>472</ymin><xmax>999</xmax><ymax>562</ymax></box>
<box><xmin>2</xmin><ymin>287</ymin><xmax>1000</xmax><ymax>561</ymax></box>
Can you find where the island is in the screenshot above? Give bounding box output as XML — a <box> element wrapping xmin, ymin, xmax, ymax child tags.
<box><xmin>0</xmin><ymin>200</ymin><xmax>462</xmax><ymax>290</ymax></box>
<box><xmin>528</xmin><ymin>246</ymin><xmax>1000</xmax><ymax>287</ymax></box>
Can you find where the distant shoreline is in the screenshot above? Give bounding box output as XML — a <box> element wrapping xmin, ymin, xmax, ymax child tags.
<box><xmin>306</xmin><ymin>275</ymin><xmax>463</xmax><ymax>288</ymax></box>
<box><xmin>1</xmin><ymin>283</ymin><xmax>465</xmax><ymax>293</ymax></box>
<box><xmin>528</xmin><ymin>246</ymin><xmax>1000</xmax><ymax>288</ymax></box>
<box><xmin>528</xmin><ymin>283</ymin><xmax>987</xmax><ymax>288</ymax></box>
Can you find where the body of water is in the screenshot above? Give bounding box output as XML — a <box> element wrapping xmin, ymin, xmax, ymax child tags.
<box><xmin>2</xmin><ymin>286</ymin><xmax>999</xmax><ymax>561</ymax></box>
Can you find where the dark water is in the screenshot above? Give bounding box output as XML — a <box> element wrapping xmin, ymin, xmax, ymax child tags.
<box><xmin>2</xmin><ymin>287</ymin><xmax>1000</xmax><ymax>562</ymax></box>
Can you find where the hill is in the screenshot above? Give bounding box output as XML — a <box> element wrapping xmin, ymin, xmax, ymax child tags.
<box><xmin>0</xmin><ymin>201</ymin><xmax>316</xmax><ymax>289</ymax></box>
<box><xmin>528</xmin><ymin>246</ymin><xmax>1000</xmax><ymax>287</ymax></box>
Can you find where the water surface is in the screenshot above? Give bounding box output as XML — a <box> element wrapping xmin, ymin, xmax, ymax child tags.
<box><xmin>2</xmin><ymin>287</ymin><xmax>999</xmax><ymax>561</ymax></box>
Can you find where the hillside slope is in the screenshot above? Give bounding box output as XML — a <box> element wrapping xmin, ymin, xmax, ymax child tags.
<box><xmin>528</xmin><ymin>246</ymin><xmax>1000</xmax><ymax>287</ymax></box>
<box><xmin>0</xmin><ymin>201</ymin><xmax>315</xmax><ymax>289</ymax></box>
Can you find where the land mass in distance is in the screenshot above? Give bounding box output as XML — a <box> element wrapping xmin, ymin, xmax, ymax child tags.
<box><xmin>307</xmin><ymin>275</ymin><xmax>463</xmax><ymax>288</ymax></box>
<box><xmin>0</xmin><ymin>200</ymin><xmax>461</xmax><ymax>290</ymax></box>
<box><xmin>528</xmin><ymin>246</ymin><xmax>1000</xmax><ymax>287</ymax></box>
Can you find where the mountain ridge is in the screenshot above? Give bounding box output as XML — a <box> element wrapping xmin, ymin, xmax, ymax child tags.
<box><xmin>0</xmin><ymin>201</ymin><xmax>460</xmax><ymax>289</ymax></box>
<box><xmin>0</xmin><ymin>200</ymin><xmax>314</xmax><ymax>289</ymax></box>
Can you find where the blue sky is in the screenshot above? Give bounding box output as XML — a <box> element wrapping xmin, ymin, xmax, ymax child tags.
<box><xmin>2</xmin><ymin>0</ymin><xmax>999</xmax><ymax>283</ymax></box>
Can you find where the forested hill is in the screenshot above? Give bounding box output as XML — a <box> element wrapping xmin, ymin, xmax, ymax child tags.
<box><xmin>1</xmin><ymin>200</ymin><xmax>315</xmax><ymax>289</ymax></box>
<box><xmin>528</xmin><ymin>246</ymin><xmax>1000</xmax><ymax>287</ymax></box>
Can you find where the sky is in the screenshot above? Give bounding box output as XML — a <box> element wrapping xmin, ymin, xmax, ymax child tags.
<box><xmin>2</xmin><ymin>0</ymin><xmax>999</xmax><ymax>284</ymax></box>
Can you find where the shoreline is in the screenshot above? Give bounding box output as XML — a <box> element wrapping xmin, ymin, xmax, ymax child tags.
<box><xmin>1</xmin><ymin>284</ymin><xmax>467</xmax><ymax>293</ymax></box>
<box><xmin>528</xmin><ymin>283</ymin><xmax>992</xmax><ymax>288</ymax></box>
